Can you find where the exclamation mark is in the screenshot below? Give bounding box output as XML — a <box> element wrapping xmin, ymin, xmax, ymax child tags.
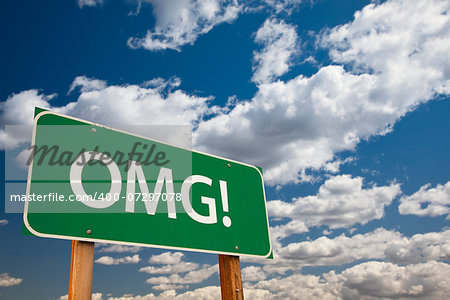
<box><xmin>220</xmin><ymin>180</ymin><xmax>232</xmax><ymax>227</ymax></box>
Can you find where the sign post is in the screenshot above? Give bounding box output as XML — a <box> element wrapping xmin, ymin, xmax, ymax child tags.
<box><xmin>219</xmin><ymin>255</ymin><xmax>244</xmax><ymax>300</ymax></box>
<box><xmin>68</xmin><ymin>240</ymin><xmax>95</xmax><ymax>300</ymax></box>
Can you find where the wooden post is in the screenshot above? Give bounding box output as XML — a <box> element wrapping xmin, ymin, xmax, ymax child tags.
<box><xmin>218</xmin><ymin>255</ymin><xmax>244</xmax><ymax>300</ymax></box>
<box><xmin>68</xmin><ymin>240</ymin><xmax>95</xmax><ymax>300</ymax></box>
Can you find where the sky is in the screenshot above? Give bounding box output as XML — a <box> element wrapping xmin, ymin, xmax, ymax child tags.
<box><xmin>1</xmin><ymin>0</ymin><xmax>450</xmax><ymax>299</ymax></box>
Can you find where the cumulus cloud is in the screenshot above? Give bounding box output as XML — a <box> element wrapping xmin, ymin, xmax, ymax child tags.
<box><xmin>0</xmin><ymin>76</ymin><xmax>213</xmax><ymax>150</ymax></box>
<box><xmin>145</xmin><ymin>264</ymin><xmax>218</xmax><ymax>285</ymax></box>
<box><xmin>385</xmin><ymin>230</ymin><xmax>450</xmax><ymax>264</ymax></box>
<box><xmin>322</xmin><ymin>0</ymin><xmax>450</xmax><ymax>96</ymax></box>
<box><xmin>250</xmin><ymin>272</ymin><xmax>341</xmax><ymax>300</ymax></box>
<box><xmin>195</xmin><ymin>0</ymin><xmax>450</xmax><ymax>185</ymax></box>
<box><xmin>61</xmin><ymin>260</ymin><xmax>450</xmax><ymax>299</ymax></box>
<box><xmin>399</xmin><ymin>181</ymin><xmax>450</xmax><ymax>219</ymax></box>
<box><xmin>0</xmin><ymin>273</ymin><xmax>23</xmax><ymax>287</ymax></box>
<box><xmin>127</xmin><ymin>0</ymin><xmax>241</xmax><ymax>51</ymax></box>
<box><xmin>60</xmin><ymin>77</ymin><xmax>212</xmax><ymax>126</ymax></box>
<box><xmin>148</xmin><ymin>252</ymin><xmax>184</xmax><ymax>265</ymax></box>
<box><xmin>68</xmin><ymin>76</ymin><xmax>107</xmax><ymax>94</ymax></box>
<box><xmin>277</xmin><ymin>228</ymin><xmax>401</xmax><ymax>266</ymax></box>
<box><xmin>268</xmin><ymin>175</ymin><xmax>401</xmax><ymax>229</ymax></box>
<box><xmin>338</xmin><ymin>261</ymin><xmax>450</xmax><ymax>299</ymax></box>
<box><xmin>0</xmin><ymin>219</ymin><xmax>8</xmax><ymax>226</ymax></box>
<box><xmin>95</xmin><ymin>254</ymin><xmax>141</xmax><ymax>265</ymax></box>
<box><xmin>249</xmin><ymin>228</ymin><xmax>450</xmax><ymax>276</ymax></box>
<box><xmin>0</xmin><ymin>90</ymin><xmax>54</xmax><ymax>150</ymax></box>
<box><xmin>140</xmin><ymin>252</ymin><xmax>218</xmax><ymax>290</ymax></box>
<box><xmin>96</xmin><ymin>244</ymin><xmax>142</xmax><ymax>254</ymax></box>
<box><xmin>250</xmin><ymin>260</ymin><xmax>450</xmax><ymax>300</ymax></box>
<box><xmin>194</xmin><ymin>67</ymin><xmax>375</xmax><ymax>184</ymax></box>
<box><xmin>106</xmin><ymin>286</ymin><xmax>221</xmax><ymax>300</ymax></box>
<box><xmin>242</xmin><ymin>266</ymin><xmax>267</xmax><ymax>282</ymax></box>
<box><xmin>269</xmin><ymin>220</ymin><xmax>309</xmax><ymax>253</ymax></box>
<box><xmin>252</xmin><ymin>19</ymin><xmax>299</xmax><ymax>84</ymax></box>
<box><xmin>151</xmin><ymin>284</ymin><xmax>187</xmax><ymax>291</ymax></box>
<box><xmin>139</xmin><ymin>262</ymin><xmax>199</xmax><ymax>274</ymax></box>
<box><xmin>58</xmin><ymin>293</ymin><xmax>103</xmax><ymax>300</ymax></box>
<box><xmin>263</xmin><ymin>0</ymin><xmax>303</xmax><ymax>14</ymax></box>
<box><xmin>78</xmin><ymin>0</ymin><xmax>103</xmax><ymax>9</ymax></box>
<box><xmin>0</xmin><ymin>90</ymin><xmax>54</xmax><ymax>126</ymax></box>
<box><xmin>107</xmin><ymin>286</ymin><xmax>274</xmax><ymax>299</ymax></box>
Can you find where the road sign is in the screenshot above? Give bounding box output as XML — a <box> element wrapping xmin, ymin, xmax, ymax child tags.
<box><xmin>24</xmin><ymin>109</ymin><xmax>272</xmax><ymax>258</ymax></box>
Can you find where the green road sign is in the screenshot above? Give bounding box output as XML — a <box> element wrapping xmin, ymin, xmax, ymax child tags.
<box><xmin>24</xmin><ymin>109</ymin><xmax>272</xmax><ymax>258</ymax></box>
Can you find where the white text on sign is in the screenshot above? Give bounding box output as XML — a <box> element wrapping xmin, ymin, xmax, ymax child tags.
<box><xmin>69</xmin><ymin>151</ymin><xmax>232</xmax><ymax>227</ymax></box>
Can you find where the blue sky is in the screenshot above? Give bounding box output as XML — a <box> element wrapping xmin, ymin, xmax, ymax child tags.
<box><xmin>1</xmin><ymin>0</ymin><xmax>450</xmax><ymax>299</ymax></box>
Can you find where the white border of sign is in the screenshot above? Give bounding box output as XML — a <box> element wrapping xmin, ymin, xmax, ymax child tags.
<box><xmin>23</xmin><ymin>110</ymin><xmax>273</xmax><ymax>258</ymax></box>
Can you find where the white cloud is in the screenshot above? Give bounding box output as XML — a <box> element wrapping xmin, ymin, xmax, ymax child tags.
<box><xmin>143</xmin><ymin>76</ymin><xmax>181</xmax><ymax>91</ymax></box>
<box><xmin>322</xmin><ymin>229</ymin><xmax>332</xmax><ymax>236</ymax></box>
<box><xmin>152</xmin><ymin>284</ymin><xmax>186</xmax><ymax>291</ymax></box>
<box><xmin>267</xmin><ymin>175</ymin><xmax>400</xmax><ymax>229</ymax></box>
<box><xmin>263</xmin><ymin>0</ymin><xmax>303</xmax><ymax>14</ymax></box>
<box><xmin>68</xmin><ymin>76</ymin><xmax>107</xmax><ymax>94</ymax></box>
<box><xmin>0</xmin><ymin>273</ymin><xmax>23</xmax><ymax>287</ymax></box>
<box><xmin>97</xmin><ymin>244</ymin><xmax>142</xmax><ymax>254</ymax></box>
<box><xmin>58</xmin><ymin>293</ymin><xmax>103</xmax><ymax>300</ymax></box>
<box><xmin>148</xmin><ymin>252</ymin><xmax>184</xmax><ymax>265</ymax></box>
<box><xmin>399</xmin><ymin>181</ymin><xmax>450</xmax><ymax>219</ymax></box>
<box><xmin>322</xmin><ymin>0</ymin><xmax>450</xmax><ymax>97</ymax></box>
<box><xmin>242</xmin><ymin>288</ymin><xmax>274</xmax><ymax>300</ymax></box>
<box><xmin>0</xmin><ymin>219</ymin><xmax>8</xmax><ymax>226</ymax></box>
<box><xmin>269</xmin><ymin>219</ymin><xmax>309</xmax><ymax>252</ymax></box>
<box><xmin>250</xmin><ymin>272</ymin><xmax>340</xmax><ymax>300</ymax></box>
<box><xmin>95</xmin><ymin>254</ymin><xmax>141</xmax><ymax>265</ymax></box>
<box><xmin>194</xmin><ymin>0</ymin><xmax>450</xmax><ymax>185</ymax></box>
<box><xmin>0</xmin><ymin>90</ymin><xmax>54</xmax><ymax>150</ymax></box>
<box><xmin>0</xmin><ymin>76</ymin><xmax>213</xmax><ymax>150</ymax></box>
<box><xmin>251</xmin><ymin>228</ymin><xmax>450</xmax><ymax>275</ymax></box>
<box><xmin>128</xmin><ymin>0</ymin><xmax>241</xmax><ymax>51</ymax></box>
<box><xmin>13</xmin><ymin>146</ymin><xmax>33</xmax><ymax>170</ymax></box>
<box><xmin>78</xmin><ymin>0</ymin><xmax>103</xmax><ymax>9</ymax></box>
<box><xmin>250</xmin><ymin>260</ymin><xmax>450</xmax><ymax>300</ymax></box>
<box><xmin>107</xmin><ymin>286</ymin><xmax>220</xmax><ymax>300</ymax></box>
<box><xmin>139</xmin><ymin>262</ymin><xmax>199</xmax><ymax>274</ymax></box>
<box><xmin>61</xmin><ymin>77</ymin><xmax>212</xmax><ymax>126</ymax></box>
<box><xmin>338</xmin><ymin>261</ymin><xmax>450</xmax><ymax>299</ymax></box>
<box><xmin>194</xmin><ymin>67</ymin><xmax>375</xmax><ymax>184</ymax></box>
<box><xmin>141</xmin><ymin>252</ymin><xmax>215</xmax><ymax>290</ymax></box>
<box><xmin>81</xmin><ymin>260</ymin><xmax>450</xmax><ymax>299</ymax></box>
<box><xmin>104</xmin><ymin>286</ymin><xmax>273</xmax><ymax>300</ymax></box>
<box><xmin>252</xmin><ymin>19</ymin><xmax>299</xmax><ymax>84</ymax></box>
<box><xmin>0</xmin><ymin>89</ymin><xmax>54</xmax><ymax>126</ymax></box>
<box><xmin>145</xmin><ymin>264</ymin><xmax>218</xmax><ymax>285</ymax></box>
<box><xmin>277</xmin><ymin>228</ymin><xmax>401</xmax><ymax>266</ymax></box>
<box><xmin>242</xmin><ymin>266</ymin><xmax>267</xmax><ymax>282</ymax></box>
<box><xmin>162</xmin><ymin>286</ymin><xmax>220</xmax><ymax>300</ymax></box>
<box><xmin>385</xmin><ymin>230</ymin><xmax>450</xmax><ymax>264</ymax></box>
